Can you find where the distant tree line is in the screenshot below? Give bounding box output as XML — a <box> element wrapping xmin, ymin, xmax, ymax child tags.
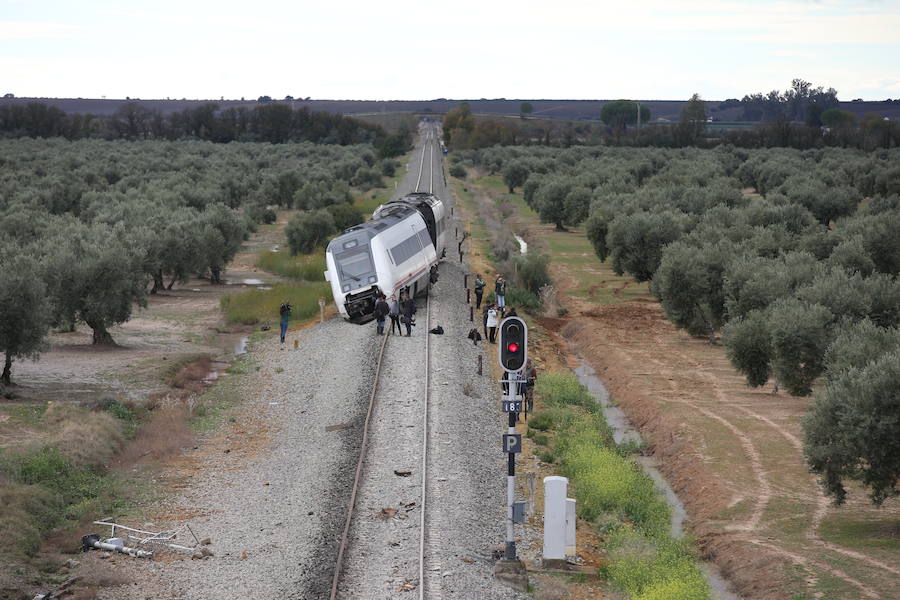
<box><xmin>0</xmin><ymin>138</ymin><xmax>391</xmax><ymax>385</ymax></box>
<box><xmin>718</xmin><ymin>79</ymin><xmax>839</xmax><ymax>124</ymax></box>
<box><xmin>455</xmin><ymin>143</ymin><xmax>900</xmax><ymax>506</ymax></box>
<box><xmin>0</xmin><ymin>101</ymin><xmax>412</xmax><ymax>158</ymax></box>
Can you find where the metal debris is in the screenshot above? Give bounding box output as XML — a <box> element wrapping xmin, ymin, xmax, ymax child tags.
<box><xmin>86</xmin><ymin>518</ymin><xmax>199</xmax><ymax>557</ymax></box>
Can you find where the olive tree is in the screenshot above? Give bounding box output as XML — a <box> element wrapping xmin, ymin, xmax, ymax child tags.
<box><xmin>0</xmin><ymin>247</ymin><xmax>50</xmax><ymax>385</ymax></box>
<box><xmin>286</xmin><ymin>209</ymin><xmax>336</xmax><ymax>254</ymax></box>
<box><xmin>585</xmin><ymin>211</ymin><xmax>610</xmax><ymax>261</ymax></box>
<box><xmin>606</xmin><ymin>210</ymin><xmax>687</xmax><ymax>282</ymax></box>
<box><xmin>723</xmin><ymin>309</ymin><xmax>773</xmax><ymax>388</ymax></box>
<box><xmin>653</xmin><ymin>241</ymin><xmax>730</xmax><ymax>339</ymax></box>
<box><xmin>41</xmin><ymin>220</ymin><xmax>148</xmax><ymax>345</ymax></box>
<box><xmin>502</xmin><ymin>162</ymin><xmax>529</xmax><ymax>193</ymax></box>
<box><xmin>768</xmin><ymin>298</ymin><xmax>834</xmax><ymax>396</ymax></box>
<box><xmin>804</xmin><ymin>348</ymin><xmax>900</xmax><ymax>505</ymax></box>
<box><xmin>197</xmin><ymin>204</ymin><xmax>246</xmax><ymax>284</ymax></box>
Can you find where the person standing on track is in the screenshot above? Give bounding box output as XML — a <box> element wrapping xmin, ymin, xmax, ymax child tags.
<box><xmin>388</xmin><ymin>293</ymin><xmax>401</xmax><ymax>335</ymax></box>
<box><xmin>400</xmin><ymin>293</ymin><xmax>417</xmax><ymax>337</ymax></box>
<box><xmin>279</xmin><ymin>302</ymin><xmax>292</xmax><ymax>344</ymax></box>
<box><xmin>473</xmin><ymin>273</ymin><xmax>486</xmax><ymax>309</ymax></box>
<box><xmin>373</xmin><ymin>294</ymin><xmax>389</xmax><ymax>335</ymax></box>
<box><xmin>495</xmin><ymin>275</ymin><xmax>506</xmax><ymax>312</ymax></box>
<box><xmin>486</xmin><ymin>304</ymin><xmax>499</xmax><ymax>343</ymax></box>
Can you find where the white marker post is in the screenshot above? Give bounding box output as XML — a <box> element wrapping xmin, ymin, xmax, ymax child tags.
<box><xmin>542</xmin><ymin>476</ymin><xmax>568</xmax><ymax>568</ymax></box>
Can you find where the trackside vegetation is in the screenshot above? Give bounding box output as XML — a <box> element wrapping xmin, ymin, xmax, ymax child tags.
<box><xmin>455</xmin><ymin>143</ymin><xmax>900</xmax><ymax>506</ymax></box>
<box><xmin>531</xmin><ymin>371</ymin><xmax>710</xmax><ymax>600</ymax></box>
<box><xmin>220</xmin><ymin>283</ymin><xmax>331</xmax><ymax>325</ymax></box>
<box><xmin>0</xmin><ymin>402</ymin><xmax>134</xmax><ymax>561</ymax></box>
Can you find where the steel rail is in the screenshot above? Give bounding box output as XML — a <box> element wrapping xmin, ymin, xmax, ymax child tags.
<box><xmin>414</xmin><ymin>129</ymin><xmax>429</xmax><ymax>193</ymax></box>
<box><xmin>418</xmin><ymin>289</ymin><xmax>432</xmax><ymax>599</ymax></box>
<box><xmin>328</xmin><ymin>329</ymin><xmax>390</xmax><ymax>600</ymax></box>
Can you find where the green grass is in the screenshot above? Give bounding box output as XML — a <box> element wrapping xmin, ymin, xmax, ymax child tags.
<box><xmin>256</xmin><ymin>249</ymin><xmax>326</xmax><ymax>281</ymax></box>
<box><xmin>190</xmin><ymin>356</ymin><xmax>255</xmax><ymax>432</ymax></box>
<box><xmin>220</xmin><ymin>282</ymin><xmax>331</xmax><ymax>325</ymax></box>
<box><xmin>536</xmin><ymin>371</ymin><xmax>597</xmax><ymax>410</ymax></box>
<box><xmin>532</xmin><ymin>370</ymin><xmax>710</xmax><ymax>599</ymax></box>
<box><xmin>818</xmin><ymin>517</ymin><xmax>900</xmax><ymax>551</ymax></box>
<box><xmin>604</xmin><ymin>528</ymin><xmax>710</xmax><ymax>600</ymax></box>
<box><xmin>0</xmin><ymin>445</ymin><xmax>128</xmax><ymax>559</ymax></box>
<box><xmin>0</xmin><ymin>404</ymin><xmax>47</xmax><ymax>429</ymax></box>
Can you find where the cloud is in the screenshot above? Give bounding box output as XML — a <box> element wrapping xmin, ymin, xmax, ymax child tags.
<box><xmin>0</xmin><ymin>21</ymin><xmax>82</xmax><ymax>40</ymax></box>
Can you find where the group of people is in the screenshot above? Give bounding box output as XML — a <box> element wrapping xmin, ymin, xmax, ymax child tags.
<box><xmin>472</xmin><ymin>273</ymin><xmax>505</xmax><ymax>310</ymax></box>
<box><xmin>475</xmin><ymin>273</ymin><xmax>512</xmax><ymax>343</ymax></box>
<box><xmin>373</xmin><ymin>292</ymin><xmax>417</xmax><ymax>336</ymax></box>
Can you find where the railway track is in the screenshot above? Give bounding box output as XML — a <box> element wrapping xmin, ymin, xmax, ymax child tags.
<box><xmin>329</xmin><ymin>125</ymin><xmax>440</xmax><ymax>599</ymax></box>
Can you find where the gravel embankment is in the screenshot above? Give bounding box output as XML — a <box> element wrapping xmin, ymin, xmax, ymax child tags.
<box><xmin>95</xmin><ymin>319</ymin><xmax>378</xmax><ymax>599</ymax></box>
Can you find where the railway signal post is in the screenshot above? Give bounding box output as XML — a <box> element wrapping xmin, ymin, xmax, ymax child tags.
<box><xmin>494</xmin><ymin>317</ymin><xmax>529</xmax><ymax>591</ymax></box>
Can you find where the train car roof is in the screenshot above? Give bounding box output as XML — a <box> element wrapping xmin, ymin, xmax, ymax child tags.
<box><xmin>326</xmin><ymin>204</ymin><xmax>419</xmax><ymax>251</ymax></box>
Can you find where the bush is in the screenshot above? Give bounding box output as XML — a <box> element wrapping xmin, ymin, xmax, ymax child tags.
<box><xmin>326</xmin><ymin>203</ymin><xmax>363</xmax><ymax>232</ymax></box>
<box><xmin>504</xmin><ymin>288</ymin><xmax>541</xmax><ymax>312</ymax></box>
<box><xmin>16</xmin><ymin>447</ymin><xmax>105</xmax><ymax>509</ymax></box>
<box><xmin>380</xmin><ymin>159</ymin><xmax>399</xmax><ymax>177</ymax></box>
<box><xmin>350</xmin><ymin>166</ymin><xmax>384</xmax><ymax>190</ymax></box>
<box><xmin>450</xmin><ymin>164</ymin><xmax>466</xmax><ymax>178</ymax></box>
<box><xmin>220</xmin><ymin>282</ymin><xmax>331</xmax><ymax>325</ymax></box>
<box><xmin>513</xmin><ymin>253</ymin><xmax>552</xmax><ymax>294</ymax></box>
<box><xmin>285</xmin><ymin>209</ymin><xmax>336</xmax><ymax>254</ymax></box>
<box><xmin>528</xmin><ymin>412</ymin><xmax>554</xmax><ymax>431</ymax></box>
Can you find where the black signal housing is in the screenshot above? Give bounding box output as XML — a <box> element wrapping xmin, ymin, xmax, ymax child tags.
<box><xmin>498</xmin><ymin>316</ymin><xmax>528</xmax><ymax>372</ymax></box>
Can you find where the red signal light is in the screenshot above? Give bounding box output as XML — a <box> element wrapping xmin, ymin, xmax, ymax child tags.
<box><xmin>508</xmin><ymin>343</ymin><xmax>519</xmax><ymax>353</ymax></box>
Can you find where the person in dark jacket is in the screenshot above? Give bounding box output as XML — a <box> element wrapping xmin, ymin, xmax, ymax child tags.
<box><xmin>473</xmin><ymin>274</ymin><xmax>486</xmax><ymax>309</ymax></box>
<box><xmin>400</xmin><ymin>294</ymin><xmax>417</xmax><ymax>337</ymax></box>
<box><xmin>373</xmin><ymin>295</ymin><xmax>389</xmax><ymax>335</ymax></box>
<box><xmin>388</xmin><ymin>294</ymin><xmax>401</xmax><ymax>335</ymax></box>
<box><xmin>279</xmin><ymin>302</ymin><xmax>292</xmax><ymax>343</ymax></box>
<box><xmin>495</xmin><ymin>275</ymin><xmax>506</xmax><ymax>310</ymax></box>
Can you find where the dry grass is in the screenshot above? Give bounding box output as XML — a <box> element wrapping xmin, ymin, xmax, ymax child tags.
<box><xmin>44</xmin><ymin>402</ymin><xmax>124</xmax><ymax>469</ymax></box>
<box><xmin>167</xmin><ymin>355</ymin><xmax>213</xmax><ymax>391</ymax></box>
<box><xmin>112</xmin><ymin>405</ymin><xmax>193</xmax><ymax>467</ymax></box>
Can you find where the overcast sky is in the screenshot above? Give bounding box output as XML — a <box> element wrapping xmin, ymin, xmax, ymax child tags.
<box><xmin>2</xmin><ymin>0</ymin><xmax>898</xmax><ymax>101</ymax></box>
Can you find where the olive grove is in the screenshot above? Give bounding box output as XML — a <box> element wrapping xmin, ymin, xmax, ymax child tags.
<box><xmin>0</xmin><ymin>137</ymin><xmax>391</xmax><ymax>383</ymax></box>
<box><xmin>455</xmin><ymin>143</ymin><xmax>900</xmax><ymax>504</ymax></box>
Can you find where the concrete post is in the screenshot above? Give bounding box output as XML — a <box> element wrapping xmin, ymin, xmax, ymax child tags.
<box><xmin>542</xmin><ymin>476</ymin><xmax>568</xmax><ymax>567</ymax></box>
<box><xmin>565</xmin><ymin>498</ymin><xmax>577</xmax><ymax>556</ymax></box>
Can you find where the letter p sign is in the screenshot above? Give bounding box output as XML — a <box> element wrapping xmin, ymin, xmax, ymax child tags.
<box><xmin>503</xmin><ymin>434</ymin><xmax>522</xmax><ymax>454</ymax></box>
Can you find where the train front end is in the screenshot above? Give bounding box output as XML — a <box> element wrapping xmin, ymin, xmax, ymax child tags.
<box><xmin>324</xmin><ymin>228</ymin><xmax>385</xmax><ymax>322</ymax></box>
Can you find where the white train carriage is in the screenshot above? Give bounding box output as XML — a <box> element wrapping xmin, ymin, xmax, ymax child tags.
<box><xmin>324</xmin><ymin>193</ymin><xmax>448</xmax><ymax>321</ymax></box>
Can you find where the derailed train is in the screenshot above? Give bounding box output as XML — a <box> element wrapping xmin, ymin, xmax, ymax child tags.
<box><xmin>324</xmin><ymin>192</ymin><xmax>448</xmax><ymax>321</ymax></box>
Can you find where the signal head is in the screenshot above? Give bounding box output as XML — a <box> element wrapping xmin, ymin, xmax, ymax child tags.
<box><xmin>498</xmin><ymin>316</ymin><xmax>527</xmax><ymax>372</ymax></box>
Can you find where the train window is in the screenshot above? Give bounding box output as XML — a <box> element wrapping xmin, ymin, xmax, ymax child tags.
<box><xmin>343</xmin><ymin>240</ymin><xmax>358</xmax><ymax>249</ymax></box>
<box><xmin>337</xmin><ymin>248</ymin><xmax>374</xmax><ymax>284</ymax></box>
<box><xmin>389</xmin><ymin>233</ymin><xmax>423</xmax><ymax>266</ymax></box>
